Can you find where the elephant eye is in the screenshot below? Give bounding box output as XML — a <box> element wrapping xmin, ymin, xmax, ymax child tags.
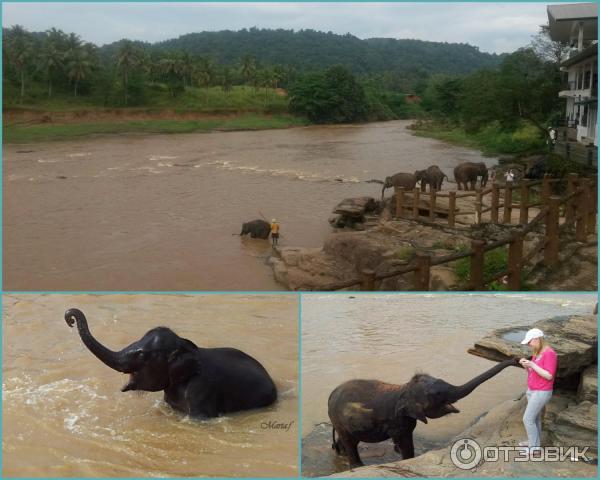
<box><xmin>135</xmin><ymin>349</ymin><xmax>145</xmax><ymax>359</ymax></box>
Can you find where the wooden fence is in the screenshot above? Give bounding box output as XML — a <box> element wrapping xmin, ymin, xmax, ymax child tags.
<box><xmin>323</xmin><ymin>174</ymin><xmax>597</xmax><ymax>291</ymax></box>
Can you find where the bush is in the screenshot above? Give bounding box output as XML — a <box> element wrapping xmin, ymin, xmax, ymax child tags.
<box><xmin>453</xmin><ymin>246</ymin><xmax>509</xmax><ymax>289</ymax></box>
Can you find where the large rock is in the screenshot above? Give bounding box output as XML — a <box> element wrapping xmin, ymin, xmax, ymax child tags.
<box><xmin>578</xmin><ymin>365</ymin><xmax>598</xmax><ymax>403</ymax></box>
<box><xmin>468</xmin><ymin>315</ymin><xmax>597</xmax><ymax>379</ymax></box>
<box><xmin>546</xmin><ymin>401</ymin><xmax>598</xmax><ymax>457</ymax></box>
<box><xmin>333</xmin><ymin>197</ymin><xmax>378</xmax><ymax>218</ymax></box>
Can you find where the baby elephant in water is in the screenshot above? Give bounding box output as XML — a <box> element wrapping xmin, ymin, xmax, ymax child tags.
<box><xmin>65</xmin><ymin>308</ymin><xmax>277</xmax><ymax>417</ymax></box>
<box><xmin>240</xmin><ymin>219</ymin><xmax>271</xmax><ymax>239</ymax></box>
<box><xmin>328</xmin><ymin>358</ymin><xmax>518</xmax><ymax>468</ymax></box>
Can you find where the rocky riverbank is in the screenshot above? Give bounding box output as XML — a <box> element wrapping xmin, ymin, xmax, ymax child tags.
<box><xmin>269</xmin><ymin>192</ymin><xmax>596</xmax><ymax>291</ymax></box>
<box><xmin>311</xmin><ymin>313</ymin><xmax>597</xmax><ymax>478</ymax></box>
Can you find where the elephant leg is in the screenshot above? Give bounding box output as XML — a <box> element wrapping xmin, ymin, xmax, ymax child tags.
<box><xmin>421</xmin><ymin>183</ymin><xmax>426</xmax><ymax>192</ymax></box>
<box><xmin>337</xmin><ymin>430</ymin><xmax>363</xmax><ymax>468</ymax></box>
<box><xmin>393</xmin><ymin>433</ymin><xmax>415</xmax><ymax>460</ymax></box>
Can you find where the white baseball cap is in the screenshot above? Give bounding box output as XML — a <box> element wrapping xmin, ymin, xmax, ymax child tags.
<box><xmin>521</xmin><ymin>328</ymin><xmax>544</xmax><ymax>344</ymax></box>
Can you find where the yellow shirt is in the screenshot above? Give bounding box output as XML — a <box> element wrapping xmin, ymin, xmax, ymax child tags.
<box><xmin>271</xmin><ymin>223</ymin><xmax>280</xmax><ymax>234</ymax></box>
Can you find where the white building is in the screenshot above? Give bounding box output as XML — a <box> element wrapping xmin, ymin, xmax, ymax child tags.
<box><xmin>548</xmin><ymin>2</ymin><xmax>597</xmax><ymax>147</ymax></box>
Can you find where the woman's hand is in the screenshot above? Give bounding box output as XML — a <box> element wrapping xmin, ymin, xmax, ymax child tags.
<box><xmin>519</xmin><ymin>358</ymin><xmax>532</xmax><ymax>368</ymax></box>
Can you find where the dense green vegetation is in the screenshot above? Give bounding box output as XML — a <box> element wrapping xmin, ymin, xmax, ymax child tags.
<box><xmin>3</xmin><ymin>24</ymin><xmax>567</xmax><ymax>153</ymax></box>
<box><xmin>413</xmin><ymin>27</ymin><xmax>566</xmax><ymax>155</ymax></box>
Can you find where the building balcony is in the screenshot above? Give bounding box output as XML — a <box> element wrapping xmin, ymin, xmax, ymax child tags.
<box><xmin>560</xmin><ymin>42</ymin><xmax>598</xmax><ymax>68</ymax></box>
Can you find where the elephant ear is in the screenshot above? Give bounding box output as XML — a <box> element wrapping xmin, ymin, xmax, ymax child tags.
<box><xmin>167</xmin><ymin>340</ymin><xmax>200</xmax><ymax>385</ymax></box>
<box><xmin>394</xmin><ymin>400</ymin><xmax>428</xmax><ymax>424</ymax></box>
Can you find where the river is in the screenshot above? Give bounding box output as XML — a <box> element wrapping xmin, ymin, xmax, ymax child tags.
<box><xmin>300</xmin><ymin>293</ymin><xmax>597</xmax><ymax>476</ymax></box>
<box><xmin>3</xmin><ymin>121</ymin><xmax>497</xmax><ymax>291</ymax></box>
<box><xmin>2</xmin><ymin>294</ymin><xmax>299</xmax><ymax>477</ymax></box>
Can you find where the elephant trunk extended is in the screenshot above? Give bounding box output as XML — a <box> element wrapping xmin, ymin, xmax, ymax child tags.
<box><xmin>65</xmin><ymin>308</ymin><xmax>130</xmax><ymax>373</ymax></box>
<box><xmin>446</xmin><ymin>358</ymin><xmax>517</xmax><ymax>403</ymax></box>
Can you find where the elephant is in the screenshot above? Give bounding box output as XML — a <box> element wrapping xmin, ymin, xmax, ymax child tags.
<box><xmin>240</xmin><ymin>219</ymin><xmax>270</xmax><ymax>239</ymax></box>
<box><xmin>453</xmin><ymin>162</ymin><xmax>489</xmax><ymax>190</ymax></box>
<box><xmin>381</xmin><ymin>172</ymin><xmax>417</xmax><ymax>201</ymax></box>
<box><xmin>328</xmin><ymin>358</ymin><xmax>518</xmax><ymax>468</ymax></box>
<box><xmin>414</xmin><ymin>165</ymin><xmax>448</xmax><ymax>192</ymax></box>
<box><xmin>65</xmin><ymin>308</ymin><xmax>277</xmax><ymax>417</ymax></box>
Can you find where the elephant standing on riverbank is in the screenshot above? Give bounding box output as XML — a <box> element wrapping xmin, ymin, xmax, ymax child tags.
<box><xmin>453</xmin><ymin>162</ymin><xmax>489</xmax><ymax>190</ymax></box>
<box><xmin>415</xmin><ymin>165</ymin><xmax>448</xmax><ymax>192</ymax></box>
<box><xmin>240</xmin><ymin>219</ymin><xmax>271</xmax><ymax>239</ymax></box>
<box><xmin>65</xmin><ymin>308</ymin><xmax>277</xmax><ymax>417</ymax></box>
<box><xmin>328</xmin><ymin>358</ymin><xmax>518</xmax><ymax>468</ymax></box>
<box><xmin>381</xmin><ymin>172</ymin><xmax>417</xmax><ymax>201</ymax></box>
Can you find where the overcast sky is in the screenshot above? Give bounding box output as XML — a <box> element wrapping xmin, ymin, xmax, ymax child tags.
<box><xmin>2</xmin><ymin>2</ymin><xmax>557</xmax><ymax>54</ymax></box>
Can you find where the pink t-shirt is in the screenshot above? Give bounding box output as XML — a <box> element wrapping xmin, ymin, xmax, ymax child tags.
<box><xmin>527</xmin><ymin>347</ymin><xmax>557</xmax><ymax>391</ymax></box>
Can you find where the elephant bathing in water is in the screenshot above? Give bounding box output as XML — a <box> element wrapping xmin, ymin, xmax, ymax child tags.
<box><xmin>65</xmin><ymin>308</ymin><xmax>277</xmax><ymax>417</ymax></box>
<box><xmin>240</xmin><ymin>219</ymin><xmax>271</xmax><ymax>239</ymax></box>
<box><xmin>381</xmin><ymin>172</ymin><xmax>417</xmax><ymax>201</ymax></box>
<box><xmin>328</xmin><ymin>358</ymin><xmax>518</xmax><ymax>468</ymax></box>
<box><xmin>415</xmin><ymin>165</ymin><xmax>448</xmax><ymax>192</ymax></box>
<box><xmin>453</xmin><ymin>162</ymin><xmax>489</xmax><ymax>190</ymax></box>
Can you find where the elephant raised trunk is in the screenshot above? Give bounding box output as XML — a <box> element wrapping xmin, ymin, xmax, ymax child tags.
<box><xmin>65</xmin><ymin>308</ymin><xmax>130</xmax><ymax>373</ymax></box>
<box><xmin>445</xmin><ymin>358</ymin><xmax>518</xmax><ymax>403</ymax></box>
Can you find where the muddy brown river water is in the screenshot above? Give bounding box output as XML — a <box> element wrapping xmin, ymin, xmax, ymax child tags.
<box><xmin>2</xmin><ymin>294</ymin><xmax>298</xmax><ymax>477</ymax></box>
<box><xmin>301</xmin><ymin>293</ymin><xmax>597</xmax><ymax>476</ymax></box>
<box><xmin>3</xmin><ymin>121</ymin><xmax>497</xmax><ymax>291</ymax></box>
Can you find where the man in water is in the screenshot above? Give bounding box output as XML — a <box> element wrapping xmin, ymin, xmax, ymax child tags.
<box><xmin>270</xmin><ymin>219</ymin><xmax>280</xmax><ymax>246</ymax></box>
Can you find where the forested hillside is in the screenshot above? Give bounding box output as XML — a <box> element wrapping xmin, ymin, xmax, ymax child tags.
<box><xmin>145</xmin><ymin>28</ymin><xmax>502</xmax><ymax>76</ymax></box>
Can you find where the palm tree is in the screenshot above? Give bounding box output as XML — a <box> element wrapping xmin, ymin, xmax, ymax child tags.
<box><xmin>195</xmin><ymin>57</ymin><xmax>214</xmax><ymax>100</ymax></box>
<box><xmin>181</xmin><ymin>52</ymin><xmax>195</xmax><ymax>88</ymax></box>
<box><xmin>5</xmin><ymin>25</ymin><xmax>34</xmax><ymax>103</ymax></box>
<box><xmin>65</xmin><ymin>48</ymin><xmax>93</xmax><ymax>96</ymax></box>
<box><xmin>38</xmin><ymin>41</ymin><xmax>63</xmax><ymax>97</ymax></box>
<box><xmin>159</xmin><ymin>53</ymin><xmax>185</xmax><ymax>97</ymax></box>
<box><xmin>240</xmin><ymin>54</ymin><xmax>257</xmax><ymax>88</ymax></box>
<box><xmin>116</xmin><ymin>40</ymin><xmax>140</xmax><ymax>105</ymax></box>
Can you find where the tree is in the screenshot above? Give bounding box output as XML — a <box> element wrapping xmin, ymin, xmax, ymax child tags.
<box><xmin>159</xmin><ymin>53</ymin><xmax>185</xmax><ymax>97</ymax></box>
<box><xmin>240</xmin><ymin>54</ymin><xmax>257</xmax><ymax>87</ymax></box>
<box><xmin>65</xmin><ymin>47</ymin><xmax>93</xmax><ymax>96</ymax></box>
<box><xmin>289</xmin><ymin>66</ymin><xmax>368</xmax><ymax>123</ymax></box>
<box><xmin>38</xmin><ymin>41</ymin><xmax>63</xmax><ymax>97</ymax></box>
<box><xmin>5</xmin><ymin>25</ymin><xmax>34</xmax><ymax>102</ymax></box>
<box><xmin>116</xmin><ymin>40</ymin><xmax>141</xmax><ymax>105</ymax></box>
<box><xmin>529</xmin><ymin>24</ymin><xmax>569</xmax><ymax>65</ymax></box>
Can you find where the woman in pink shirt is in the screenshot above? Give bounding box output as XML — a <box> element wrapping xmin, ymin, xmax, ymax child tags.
<box><xmin>518</xmin><ymin>328</ymin><xmax>558</xmax><ymax>451</ymax></box>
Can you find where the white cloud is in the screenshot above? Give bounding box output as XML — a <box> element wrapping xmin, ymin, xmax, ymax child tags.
<box><xmin>2</xmin><ymin>2</ymin><xmax>551</xmax><ymax>53</ymax></box>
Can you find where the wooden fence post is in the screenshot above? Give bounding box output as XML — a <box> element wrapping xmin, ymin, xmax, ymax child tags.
<box><xmin>360</xmin><ymin>269</ymin><xmax>376</xmax><ymax>291</ymax></box>
<box><xmin>519</xmin><ymin>180</ymin><xmax>530</xmax><ymax>225</ymax></box>
<box><xmin>565</xmin><ymin>173</ymin><xmax>578</xmax><ymax>224</ymax></box>
<box><xmin>541</xmin><ymin>174</ymin><xmax>552</xmax><ymax>205</ymax></box>
<box><xmin>475</xmin><ymin>189</ymin><xmax>483</xmax><ymax>224</ymax></box>
<box><xmin>448</xmin><ymin>191</ymin><xmax>456</xmax><ymax>228</ymax></box>
<box><xmin>503</xmin><ymin>185</ymin><xmax>513</xmax><ymax>224</ymax></box>
<box><xmin>544</xmin><ymin>196</ymin><xmax>560</xmax><ymax>266</ymax></box>
<box><xmin>469</xmin><ymin>240</ymin><xmax>486</xmax><ymax>290</ymax></box>
<box><xmin>412</xmin><ymin>188</ymin><xmax>420</xmax><ymax>219</ymax></box>
<box><xmin>429</xmin><ymin>190</ymin><xmax>436</xmax><ymax>220</ymax></box>
<box><xmin>491</xmin><ymin>183</ymin><xmax>499</xmax><ymax>224</ymax></box>
<box><xmin>508</xmin><ymin>231</ymin><xmax>523</xmax><ymax>290</ymax></box>
<box><xmin>582</xmin><ymin>178</ymin><xmax>596</xmax><ymax>235</ymax></box>
<box><xmin>413</xmin><ymin>252</ymin><xmax>431</xmax><ymax>291</ymax></box>
<box><xmin>395</xmin><ymin>187</ymin><xmax>405</xmax><ymax>219</ymax></box>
